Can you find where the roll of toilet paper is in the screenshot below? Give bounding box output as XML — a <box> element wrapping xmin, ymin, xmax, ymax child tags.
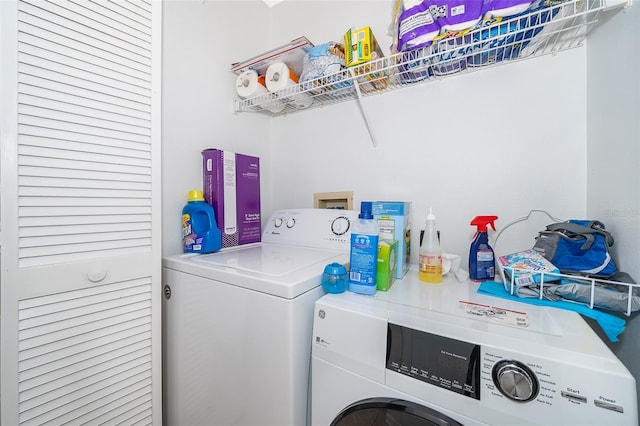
<box><xmin>235</xmin><ymin>70</ymin><xmax>285</xmax><ymax>114</ymax></box>
<box><xmin>265</xmin><ymin>62</ymin><xmax>313</xmax><ymax>109</ymax></box>
<box><xmin>265</xmin><ymin>62</ymin><xmax>299</xmax><ymax>91</ymax></box>
<box><xmin>236</xmin><ymin>70</ymin><xmax>266</xmax><ymax>98</ymax></box>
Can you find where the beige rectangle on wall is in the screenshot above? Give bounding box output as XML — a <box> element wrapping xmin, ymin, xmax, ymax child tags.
<box><xmin>313</xmin><ymin>191</ymin><xmax>353</xmax><ymax>210</ymax></box>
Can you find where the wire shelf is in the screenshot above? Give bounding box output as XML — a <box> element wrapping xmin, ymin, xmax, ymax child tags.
<box><xmin>234</xmin><ymin>0</ymin><xmax>629</xmax><ymax>116</ymax></box>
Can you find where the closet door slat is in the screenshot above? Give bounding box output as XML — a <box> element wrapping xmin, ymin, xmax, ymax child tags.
<box><xmin>17</xmin><ymin>0</ymin><xmax>154</xmax><ymax>268</ymax></box>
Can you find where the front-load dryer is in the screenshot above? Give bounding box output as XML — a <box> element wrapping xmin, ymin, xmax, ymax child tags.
<box><xmin>311</xmin><ymin>271</ymin><xmax>638</xmax><ymax>425</ymax></box>
<box><xmin>162</xmin><ymin>208</ymin><xmax>357</xmax><ymax>426</ymax></box>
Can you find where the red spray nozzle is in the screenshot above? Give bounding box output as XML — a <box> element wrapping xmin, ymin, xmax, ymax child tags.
<box><xmin>470</xmin><ymin>215</ymin><xmax>498</xmax><ymax>232</ymax></box>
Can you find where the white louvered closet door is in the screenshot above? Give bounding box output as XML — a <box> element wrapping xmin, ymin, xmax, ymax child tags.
<box><xmin>1</xmin><ymin>1</ymin><xmax>162</xmax><ymax>425</ymax></box>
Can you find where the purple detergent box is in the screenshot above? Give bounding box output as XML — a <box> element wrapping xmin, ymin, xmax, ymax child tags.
<box><xmin>202</xmin><ymin>149</ymin><xmax>261</xmax><ymax>248</ymax></box>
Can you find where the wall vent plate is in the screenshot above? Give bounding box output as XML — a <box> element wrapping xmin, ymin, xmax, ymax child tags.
<box><xmin>314</xmin><ymin>191</ymin><xmax>353</xmax><ymax>210</ymax></box>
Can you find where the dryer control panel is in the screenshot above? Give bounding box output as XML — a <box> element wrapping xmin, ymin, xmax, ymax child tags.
<box><xmin>387</xmin><ymin>323</ymin><xmax>481</xmax><ymax>400</ymax></box>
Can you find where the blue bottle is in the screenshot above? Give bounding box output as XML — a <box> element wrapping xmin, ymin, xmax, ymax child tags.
<box><xmin>182</xmin><ymin>190</ymin><xmax>222</xmax><ymax>253</ymax></box>
<box><xmin>322</xmin><ymin>262</ymin><xmax>348</xmax><ymax>294</ymax></box>
<box><xmin>469</xmin><ymin>215</ymin><xmax>498</xmax><ymax>281</ymax></box>
<box><xmin>348</xmin><ymin>201</ymin><xmax>379</xmax><ymax>295</ymax></box>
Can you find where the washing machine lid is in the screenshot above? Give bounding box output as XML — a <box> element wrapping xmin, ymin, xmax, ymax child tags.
<box><xmin>163</xmin><ymin>243</ymin><xmax>349</xmax><ymax>299</ymax></box>
<box><xmin>331</xmin><ymin>398</ymin><xmax>463</xmax><ymax>426</ymax></box>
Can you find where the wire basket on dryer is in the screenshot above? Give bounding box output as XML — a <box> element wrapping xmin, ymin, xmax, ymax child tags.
<box><xmin>494</xmin><ymin>210</ymin><xmax>640</xmax><ymax>316</ymax></box>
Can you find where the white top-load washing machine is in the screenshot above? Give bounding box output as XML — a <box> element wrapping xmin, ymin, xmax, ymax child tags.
<box><xmin>162</xmin><ymin>208</ymin><xmax>358</xmax><ymax>426</ymax></box>
<box><xmin>311</xmin><ymin>271</ymin><xmax>638</xmax><ymax>426</ymax></box>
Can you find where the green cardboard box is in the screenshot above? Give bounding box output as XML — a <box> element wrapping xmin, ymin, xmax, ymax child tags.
<box><xmin>377</xmin><ymin>239</ymin><xmax>398</xmax><ymax>291</ymax></box>
<box><xmin>371</xmin><ymin>202</ymin><xmax>411</xmax><ymax>279</ymax></box>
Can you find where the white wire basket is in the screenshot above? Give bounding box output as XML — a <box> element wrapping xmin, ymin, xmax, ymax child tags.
<box><xmin>494</xmin><ymin>210</ymin><xmax>640</xmax><ymax>316</ymax></box>
<box><xmin>495</xmin><ymin>210</ymin><xmax>640</xmax><ymax>317</ymax></box>
<box><xmin>234</xmin><ymin>0</ymin><xmax>630</xmax><ymax>116</ymax></box>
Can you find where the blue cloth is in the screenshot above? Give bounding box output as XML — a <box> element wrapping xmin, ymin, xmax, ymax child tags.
<box><xmin>478</xmin><ymin>281</ymin><xmax>626</xmax><ymax>342</ymax></box>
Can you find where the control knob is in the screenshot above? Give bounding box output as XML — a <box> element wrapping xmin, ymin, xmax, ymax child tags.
<box><xmin>492</xmin><ymin>360</ymin><xmax>539</xmax><ymax>402</ymax></box>
<box><xmin>331</xmin><ymin>216</ymin><xmax>351</xmax><ymax>236</ymax></box>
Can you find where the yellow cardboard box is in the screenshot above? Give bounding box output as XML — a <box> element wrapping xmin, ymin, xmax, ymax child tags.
<box><xmin>344</xmin><ymin>26</ymin><xmax>385</xmax><ymax>67</ymax></box>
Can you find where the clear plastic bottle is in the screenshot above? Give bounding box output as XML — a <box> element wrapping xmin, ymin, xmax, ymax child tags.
<box><xmin>419</xmin><ymin>208</ymin><xmax>443</xmax><ymax>283</ymax></box>
<box><xmin>348</xmin><ymin>201</ymin><xmax>380</xmax><ymax>295</ymax></box>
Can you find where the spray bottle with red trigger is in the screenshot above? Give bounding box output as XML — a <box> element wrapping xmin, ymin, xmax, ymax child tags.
<box><xmin>469</xmin><ymin>216</ymin><xmax>498</xmax><ymax>282</ymax></box>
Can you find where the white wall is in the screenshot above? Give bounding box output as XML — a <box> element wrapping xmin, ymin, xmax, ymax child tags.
<box><xmin>162</xmin><ymin>0</ymin><xmax>273</xmax><ymax>256</ymax></box>
<box><xmin>587</xmin><ymin>5</ymin><xmax>640</xmax><ymax>285</ymax></box>
<box><xmin>161</xmin><ymin>0</ymin><xmax>595</xmax><ymax>265</ymax></box>
<box><xmin>269</xmin><ymin>0</ymin><xmax>588</xmax><ymax>265</ymax></box>
<box><xmin>586</xmin><ymin>3</ymin><xmax>640</xmax><ymax>409</ymax></box>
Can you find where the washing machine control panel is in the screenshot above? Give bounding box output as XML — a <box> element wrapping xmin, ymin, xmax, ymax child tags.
<box><xmin>262</xmin><ymin>208</ymin><xmax>358</xmax><ymax>250</ymax></box>
<box><xmin>330</xmin><ymin>216</ymin><xmax>351</xmax><ymax>235</ymax></box>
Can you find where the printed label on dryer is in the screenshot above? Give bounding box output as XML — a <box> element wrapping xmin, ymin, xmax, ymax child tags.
<box><xmin>459</xmin><ymin>301</ymin><xmax>529</xmax><ymax>327</ymax></box>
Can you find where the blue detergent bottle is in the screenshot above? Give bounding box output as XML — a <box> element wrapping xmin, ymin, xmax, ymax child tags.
<box><xmin>182</xmin><ymin>190</ymin><xmax>222</xmax><ymax>254</ymax></box>
<box><xmin>469</xmin><ymin>215</ymin><xmax>498</xmax><ymax>281</ymax></box>
<box><xmin>348</xmin><ymin>201</ymin><xmax>380</xmax><ymax>295</ymax></box>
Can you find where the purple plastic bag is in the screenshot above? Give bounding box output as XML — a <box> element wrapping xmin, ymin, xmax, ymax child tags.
<box><xmin>398</xmin><ymin>1</ymin><xmax>441</xmax><ymax>51</ymax></box>
<box><xmin>436</xmin><ymin>0</ymin><xmax>484</xmax><ymax>32</ymax></box>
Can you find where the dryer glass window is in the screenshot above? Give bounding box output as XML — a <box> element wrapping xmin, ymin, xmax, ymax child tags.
<box><xmin>331</xmin><ymin>398</ymin><xmax>464</xmax><ymax>426</ymax></box>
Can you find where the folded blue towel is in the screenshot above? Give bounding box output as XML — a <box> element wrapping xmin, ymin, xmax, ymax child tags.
<box><xmin>478</xmin><ymin>281</ymin><xmax>626</xmax><ymax>342</ymax></box>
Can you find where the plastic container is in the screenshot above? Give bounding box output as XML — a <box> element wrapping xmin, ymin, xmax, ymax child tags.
<box><xmin>438</xmin><ymin>0</ymin><xmax>484</xmax><ymax>33</ymax></box>
<box><xmin>182</xmin><ymin>189</ymin><xmax>222</xmax><ymax>254</ymax></box>
<box><xmin>483</xmin><ymin>0</ymin><xmax>534</xmax><ymax>19</ymax></box>
<box><xmin>348</xmin><ymin>201</ymin><xmax>380</xmax><ymax>295</ymax></box>
<box><xmin>322</xmin><ymin>262</ymin><xmax>348</xmax><ymax>294</ymax></box>
<box><xmin>469</xmin><ymin>215</ymin><xmax>498</xmax><ymax>281</ymax></box>
<box><xmin>419</xmin><ymin>208</ymin><xmax>443</xmax><ymax>283</ymax></box>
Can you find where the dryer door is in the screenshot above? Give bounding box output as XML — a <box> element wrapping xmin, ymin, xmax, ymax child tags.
<box><xmin>331</xmin><ymin>397</ymin><xmax>463</xmax><ymax>426</ymax></box>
